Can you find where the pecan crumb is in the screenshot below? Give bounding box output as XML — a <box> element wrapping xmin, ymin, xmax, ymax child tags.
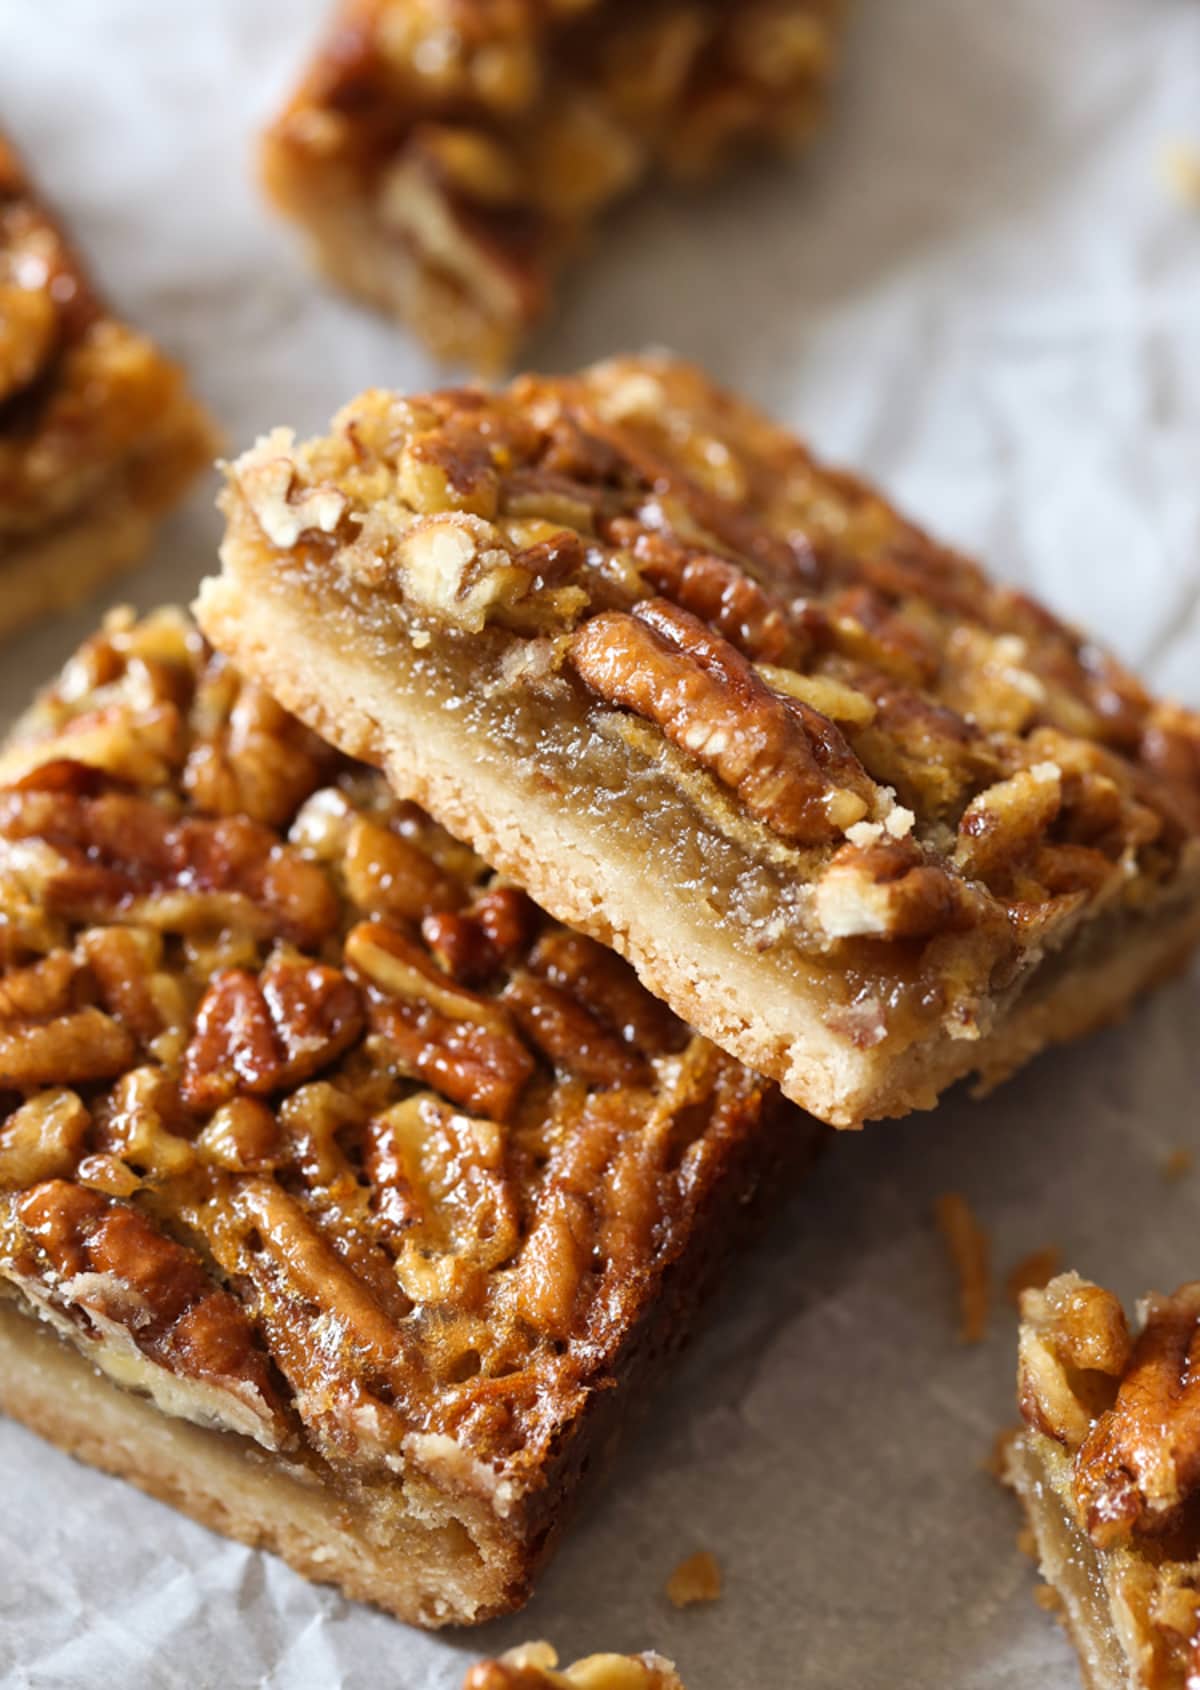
<box><xmin>935</xmin><ymin>1191</ymin><xmax>990</xmax><ymax>1344</ymax></box>
<box><xmin>1164</xmin><ymin>1147</ymin><xmax>1194</xmax><ymax>1182</ymax></box>
<box><xmin>665</xmin><ymin>1549</ymin><xmax>722</xmax><ymax>1609</ymax></box>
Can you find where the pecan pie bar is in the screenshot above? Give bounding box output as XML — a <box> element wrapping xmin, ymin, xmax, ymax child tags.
<box><xmin>1008</xmin><ymin>1273</ymin><xmax>1200</xmax><ymax>1690</ymax></box>
<box><xmin>261</xmin><ymin>0</ymin><xmax>845</xmax><ymax>368</ymax></box>
<box><xmin>464</xmin><ymin>1644</ymin><xmax>684</xmax><ymax>1689</ymax></box>
<box><xmin>0</xmin><ymin>607</ymin><xmax>816</xmax><ymax>1626</ymax></box>
<box><xmin>0</xmin><ymin>135</ymin><xmax>217</xmax><ymax>637</ymax></box>
<box><xmin>197</xmin><ymin>355</ymin><xmax>1200</xmax><ymax>1128</ymax></box>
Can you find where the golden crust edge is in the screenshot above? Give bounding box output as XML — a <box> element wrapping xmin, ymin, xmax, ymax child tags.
<box><xmin>195</xmin><ymin>573</ymin><xmax>1200</xmax><ymax>1129</ymax></box>
<box><xmin>0</xmin><ymin>1297</ymin><xmax>522</xmax><ymax>1628</ymax></box>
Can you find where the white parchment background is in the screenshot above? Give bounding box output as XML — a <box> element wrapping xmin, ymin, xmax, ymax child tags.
<box><xmin>1</xmin><ymin>1</ymin><xmax>1199</xmax><ymax>1685</ymax></box>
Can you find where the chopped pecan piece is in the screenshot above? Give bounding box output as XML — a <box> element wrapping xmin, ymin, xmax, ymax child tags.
<box><xmin>348</xmin><ymin>921</ymin><xmax>534</xmax><ymax>1119</ymax></box>
<box><xmin>1017</xmin><ymin>1271</ymin><xmax>1131</xmax><ymax>1451</ymax></box>
<box><xmin>815</xmin><ymin>839</ymin><xmax>960</xmax><ymax>941</ymax></box>
<box><xmin>463</xmin><ymin>1644</ymin><xmax>685</xmax><ymax>1690</ymax></box>
<box><xmin>423</xmin><ymin>885</ymin><xmax>539</xmax><ymax>984</ymax></box>
<box><xmin>8</xmin><ymin>1180</ymin><xmax>289</xmax><ymax>1449</ymax></box>
<box><xmin>0</xmin><ymin>1090</ymin><xmax>90</xmax><ymax>1191</ymax></box>
<box><xmin>182</xmin><ymin>952</ymin><xmax>363</xmax><ymax>1110</ymax></box>
<box><xmin>529</xmin><ymin>930</ymin><xmax>686</xmax><ymax>1057</ymax></box>
<box><xmin>503</xmin><ymin>971</ymin><xmax>652</xmax><ymax>1088</ymax></box>
<box><xmin>1075</xmin><ymin>1284</ymin><xmax>1200</xmax><ymax>1547</ymax></box>
<box><xmin>571</xmin><ymin>599</ymin><xmax>873</xmax><ymax>843</ymax></box>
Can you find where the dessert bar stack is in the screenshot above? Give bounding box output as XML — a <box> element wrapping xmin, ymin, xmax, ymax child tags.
<box><xmin>2</xmin><ymin>7</ymin><xmax>1200</xmax><ymax>1680</ymax></box>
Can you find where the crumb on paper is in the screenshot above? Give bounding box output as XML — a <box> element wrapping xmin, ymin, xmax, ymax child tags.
<box><xmin>665</xmin><ymin>1550</ymin><xmax>722</xmax><ymax>1609</ymax></box>
<box><xmin>1159</xmin><ymin>141</ymin><xmax>1200</xmax><ymax>207</ymax></box>
<box><xmin>935</xmin><ymin>1191</ymin><xmax>990</xmax><ymax>1344</ymax></box>
<box><xmin>1005</xmin><ymin>1245</ymin><xmax>1062</xmax><ymax>1306</ymax></box>
<box><xmin>1164</xmin><ymin>1147</ymin><xmax>1194</xmax><ymax>1181</ymax></box>
<box><xmin>983</xmin><ymin>1425</ymin><xmax>1021</xmax><ymax>1481</ymax></box>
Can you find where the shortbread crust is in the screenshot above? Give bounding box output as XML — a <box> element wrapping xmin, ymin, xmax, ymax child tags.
<box><xmin>199</xmin><ymin>356</ymin><xmax>1200</xmax><ymax>1127</ymax></box>
<box><xmin>0</xmin><ymin>607</ymin><xmax>817</xmax><ymax>1626</ymax></box>
<box><xmin>0</xmin><ymin>134</ymin><xmax>217</xmax><ymax>636</ymax></box>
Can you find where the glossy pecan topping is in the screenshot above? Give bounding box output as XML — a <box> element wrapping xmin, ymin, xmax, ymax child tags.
<box><xmin>0</xmin><ymin>608</ymin><xmax>790</xmax><ymax>1483</ymax></box>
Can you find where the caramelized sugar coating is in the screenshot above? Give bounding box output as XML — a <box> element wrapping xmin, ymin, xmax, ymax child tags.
<box><xmin>203</xmin><ymin>355</ymin><xmax>1200</xmax><ymax>1125</ymax></box>
<box><xmin>262</xmin><ymin>0</ymin><xmax>846</xmax><ymax>367</ymax></box>
<box><xmin>464</xmin><ymin>1643</ymin><xmax>684</xmax><ymax>1689</ymax></box>
<box><xmin>1011</xmin><ymin>1273</ymin><xmax>1200</xmax><ymax>1689</ymax></box>
<box><xmin>0</xmin><ymin>608</ymin><xmax>809</xmax><ymax>1623</ymax></box>
<box><xmin>0</xmin><ymin>136</ymin><xmax>216</xmax><ymax>635</ymax></box>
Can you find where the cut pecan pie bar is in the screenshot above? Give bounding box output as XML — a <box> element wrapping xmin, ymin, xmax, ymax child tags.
<box><xmin>1008</xmin><ymin>1273</ymin><xmax>1200</xmax><ymax>1690</ymax></box>
<box><xmin>0</xmin><ymin>607</ymin><xmax>816</xmax><ymax>1626</ymax></box>
<box><xmin>464</xmin><ymin>1644</ymin><xmax>684</xmax><ymax>1689</ymax></box>
<box><xmin>197</xmin><ymin>355</ymin><xmax>1200</xmax><ymax>1128</ymax></box>
<box><xmin>262</xmin><ymin>0</ymin><xmax>845</xmax><ymax>368</ymax></box>
<box><xmin>0</xmin><ymin>134</ymin><xmax>217</xmax><ymax>637</ymax></box>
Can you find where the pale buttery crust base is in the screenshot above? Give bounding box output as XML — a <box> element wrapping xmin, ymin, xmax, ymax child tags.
<box><xmin>1006</xmin><ymin>1435</ymin><xmax>1130</xmax><ymax>1690</ymax></box>
<box><xmin>0</xmin><ymin>399</ymin><xmax>218</xmax><ymax>640</ymax></box>
<box><xmin>0</xmin><ymin>1295</ymin><xmax>521</xmax><ymax>1627</ymax></box>
<box><xmin>196</xmin><ymin>575</ymin><xmax>1200</xmax><ymax>1129</ymax></box>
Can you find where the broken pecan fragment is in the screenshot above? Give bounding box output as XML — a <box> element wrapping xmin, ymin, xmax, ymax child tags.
<box><xmin>0</xmin><ymin>1090</ymin><xmax>90</xmax><ymax>1191</ymax></box>
<box><xmin>529</xmin><ymin>930</ymin><xmax>686</xmax><ymax>1057</ymax></box>
<box><xmin>182</xmin><ymin>951</ymin><xmax>363</xmax><ymax>1110</ymax></box>
<box><xmin>9</xmin><ymin>1180</ymin><xmax>288</xmax><ymax>1448</ymax></box>
<box><xmin>347</xmin><ymin>921</ymin><xmax>534</xmax><ymax>1119</ymax></box>
<box><xmin>570</xmin><ymin>599</ymin><xmax>872</xmax><ymax>844</ymax></box>
<box><xmin>1017</xmin><ymin>1272</ymin><xmax>1132</xmax><ymax>1452</ymax></box>
<box><xmin>0</xmin><ymin>1005</ymin><xmax>135</xmax><ymax>1090</ymax></box>
<box><xmin>422</xmin><ymin>885</ymin><xmax>539</xmax><ymax>984</ymax></box>
<box><xmin>815</xmin><ymin>839</ymin><xmax>960</xmax><ymax>941</ymax></box>
<box><xmin>503</xmin><ymin>972</ymin><xmax>651</xmax><ymax>1088</ymax></box>
<box><xmin>1074</xmin><ymin>1283</ymin><xmax>1200</xmax><ymax>1548</ymax></box>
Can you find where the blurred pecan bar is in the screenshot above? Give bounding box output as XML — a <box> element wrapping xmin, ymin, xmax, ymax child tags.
<box><xmin>0</xmin><ymin>135</ymin><xmax>216</xmax><ymax>637</ymax></box>
<box><xmin>262</xmin><ymin>0</ymin><xmax>845</xmax><ymax>368</ymax></box>
<box><xmin>464</xmin><ymin>1643</ymin><xmax>684</xmax><ymax>1688</ymax></box>
<box><xmin>1008</xmin><ymin>1273</ymin><xmax>1200</xmax><ymax>1689</ymax></box>
<box><xmin>0</xmin><ymin>608</ymin><xmax>816</xmax><ymax>1626</ymax></box>
<box><xmin>198</xmin><ymin>355</ymin><xmax>1200</xmax><ymax>1128</ymax></box>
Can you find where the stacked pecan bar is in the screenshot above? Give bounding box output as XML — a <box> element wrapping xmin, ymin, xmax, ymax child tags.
<box><xmin>1009</xmin><ymin>1274</ymin><xmax>1200</xmax><ymax>1690</ymax></box>
<box><xmin>198</xmin><ymin>354</ymin><xmax>1200</xmax><ymax>1128</ymax></box>
<box><xmin>0</xmin><ymin>134</ymin><xmax>216</xmax><ymax>635</ymax></box>
<box><xmin>262</xmin><ymin>0</ymin><xmax>845</xmax><ymax>367</ymax></box>
<box><xmin>0</xmin><ymin>607</ymin><xmax>816</xmax><ymax>1626</ymax></box>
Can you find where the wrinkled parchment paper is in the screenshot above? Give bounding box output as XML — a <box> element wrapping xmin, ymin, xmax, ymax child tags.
<box><xmin>2</xmin><ymin>1</ymin><xmax>1199</xmax><ymax>1684</ymax></box>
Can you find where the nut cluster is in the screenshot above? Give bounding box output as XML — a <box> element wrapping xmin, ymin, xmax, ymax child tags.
<box><xmin>0</xmin><ymin>609</ymin><xmax>782</xmax><ymax>1484</ymax></box>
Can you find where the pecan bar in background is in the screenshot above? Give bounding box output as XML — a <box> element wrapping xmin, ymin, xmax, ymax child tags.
<box><xmin>198</xmin><ymin>355</ymin><xmax>1200</xmax><ymax>1129</ymax></box>
<box><xmin>0</xmin><ymin>608</ymin><xmax>818</xmax><ymax>1626</ymax></box>
<box><xmin>0</xmin><ymin>134</ymin><xmax>217</xmax><ymax>638</ymax></box>
<box><xmin>1008</xmin><ymin>1273</ymin><xmax>1200</xmax><ymax>1690</ymax></box>
<box><xmin>464</xmin><ymin>1644</ymin><xmax>684</xmax><ymax>1688</ymax></box>
<box><xmin>261</xmin><ymin>0</ymin><xmax>846</xmax><ymax>369</ymax></box>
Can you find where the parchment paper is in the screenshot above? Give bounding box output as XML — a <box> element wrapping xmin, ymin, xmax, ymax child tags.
<box><xmin>1</xmin><ymin>1</ymin><xmax>1199</xmax><ymax>1684</ymax></box>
